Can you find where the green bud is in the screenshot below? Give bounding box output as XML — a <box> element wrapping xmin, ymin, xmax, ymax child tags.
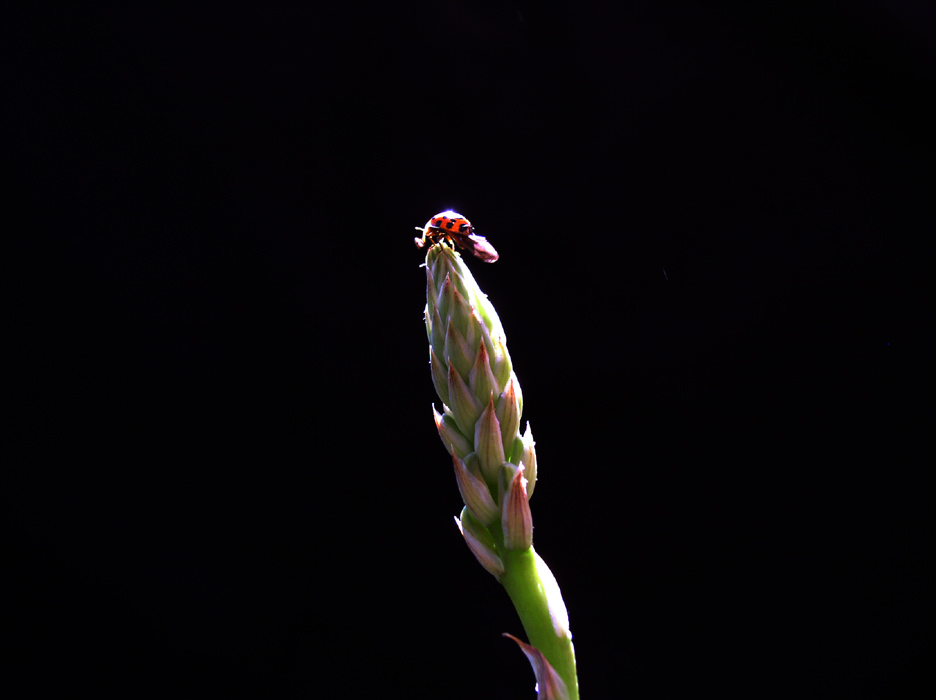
<box><xmin>468</xmin><ymin>341</ymin><xmax>497</xmax><ymax>407</ymax></box>
<box><xmin>429</xmin><ymin>346</ymin><xmax>450</xmax><ymax>407</ymax></box>
<box><xmin>435</xmin><ymin>270</ymin><xmax>454</xmax><ymax>327</ymax></box>
<box><xmin>447</xmin><ymin>285</ymin><xmax>474</xmax><ymax>342</ymax></box>
<box><xmin>446</xmin><ymin>362</ymin><xmax>484</xmax><ymax>438</ymax></box>
<box><xmin>444</xmin><ymin>318</ymin><xmax>474</xmax><ymax>380</ymax></box>
<box><xmin>486</xmin><ymin>328</ymin><xmax>513</xmax><ymax>393</ymax></box>
<box><xmin>428</xmin><ymin>305</ymin><xmax>446</xmax><ymax>365</ymax></box>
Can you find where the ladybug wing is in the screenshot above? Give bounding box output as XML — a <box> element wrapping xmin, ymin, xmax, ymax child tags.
<box><xmin>465</xmin><ymin>234</ymin><xmax>499</xmax><ymax>263</ymax></box>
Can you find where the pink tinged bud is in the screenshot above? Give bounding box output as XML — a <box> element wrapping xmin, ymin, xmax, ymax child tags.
<box><xmin>433</xmin><ymin>405</ymin><xmax>472</xmax><ymax>459</ymax></box>
<box><xmin>469</xmin><ymin>341</ymin><xmax>497</xmax><ymax>407</ymax></box>
<box><xmin>452</xmin><ymin>451</ymin><xmax>499</xmax><ymax>525</ymax></box>
<box><xmin>474</xmin><ymin>399</ymin><xmax>506</xmax><ymax>485</ymax></box>
<box><xmin>444</xmin><ymin>319</ymin><xmax>474</xmax><ymax>379</ymax></box>
<box><xmin>502</xmin><ymin>634</ymin><xmax>571</xmax><ymax>700</ymax></box>
<box><xmin>456</xmin><ymin>507</ymin><xmax>504</xmax><ymax>579</ymax></box>
<box><xmin>521</xmin><ymin>422</ymin><xmax>537</xmax><ymax>498</ymax></box>
<box><xmin>447</xmin><ymin>363</ymin><xmax>484</xmax><ymax>438</ymax></box>
<box><xmin>495</xmin><ymin>376</ymin><xmax>521</xmax><ymax>461</ymax></box>
<box><xmin>501</xmin><ymin>464</ymin><xmax>533</xmax><ymax>551</ymax></box>
<box><xmin>511</xmin><ymin>371</ymin><xmax>523</xmax><ymax>415</ymax></box>
<box><xmin>429</xmin><ymin>346</ymin><xmax>449</xmax><ymax>406</ymax></box>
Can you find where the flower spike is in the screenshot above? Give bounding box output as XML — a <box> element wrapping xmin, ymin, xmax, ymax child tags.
<box><xmin>419</xmin><ymin>238</ymin><xmax>578</xmax><ymax>699</ymax></box>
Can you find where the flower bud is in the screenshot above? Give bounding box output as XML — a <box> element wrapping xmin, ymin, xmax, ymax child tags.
<box><xmin>521</xmin><ymin>422</ymin><xmax>537</xmax><ymax>498</ymax></box>
<box><xmin>452</xmin><ymin>451</ymin><xmax>499</xmax><ymax>525</ymax></box>
<box><xmin>501</xmin><ymin>463</ymin><xmax>533</xmax><ymax>551</ymax></box>
<box><xmin>474</xmin><ymin>399</ymin><xmax>505</xmax><ymax>486</ymax></box>
<box><xmin>444</xmin><ymin>318</ymin><xmax>474</xmax><ymax>380</ymax></box>
<box><xmin>433</xmin><ymin>405</ymin><xmax>472</xmax><ymax>459</ymax></box>
<box><xmin>495</xmin><ymin>375</ymin><xmax>521</xmax><ymax>462</ymax></box>
<box><xmin>456</xmin><ymin>507</ymin><xmax>504</xmax><ymax>579</ymax></box>
<box><xmin>469</xmin><ymin>341</ymin><xmax>497</xmax><ymax>407</ymax></box>
<box><xmin>435</xmin><ymin>270</ymin><xmax>454</xmax><ymax>328</ymax></box>
<box><xmin>447</xmin><ymin>362</ymin><xmax>484</xmax><ymax>438</ymax></box>
<box><xmin>429</xmin><ymin>346</ymin><xmax>449</xmax><ymax>407</ymax></box>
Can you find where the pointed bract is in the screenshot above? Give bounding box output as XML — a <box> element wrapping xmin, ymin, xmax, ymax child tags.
<box><xmin>503</xmin><ymin>634</ymin><xmax>571</xmax><ymax>700</ymax></box>
<box><xmin>521</xmin><ymin>422</ymin><xmax>537</xmax><ymax>498</ymax></box>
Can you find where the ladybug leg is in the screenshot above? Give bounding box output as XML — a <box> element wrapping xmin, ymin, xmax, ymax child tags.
<box><xmin>414</xmin><ymin>225</ymin><xmax>430</xmax><ymax>249</ymax></box>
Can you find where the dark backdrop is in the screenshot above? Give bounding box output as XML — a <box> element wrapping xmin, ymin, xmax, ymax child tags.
<box><xmin>6</xmin><ymin>2</ymin><xmax>927</xmax><ymax>697</ymax></box>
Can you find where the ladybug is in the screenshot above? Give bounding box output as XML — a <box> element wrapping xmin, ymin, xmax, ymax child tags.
<box><xmin>414</xmin><ymin>210</ymin><xmax>499</xmax><ymax>263</ymax></box>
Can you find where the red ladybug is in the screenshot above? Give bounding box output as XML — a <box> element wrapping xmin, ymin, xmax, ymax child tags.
<box><xmin>414</xmin><ymin>210</ymin><xmax>499</xmax><ymax>263</ymax></box>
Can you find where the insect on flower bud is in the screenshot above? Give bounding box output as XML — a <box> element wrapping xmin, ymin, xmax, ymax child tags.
<box><xmin>415</xmin><ymin>211</ymin><xmax>499</xmax><ymax>263</ymax></box>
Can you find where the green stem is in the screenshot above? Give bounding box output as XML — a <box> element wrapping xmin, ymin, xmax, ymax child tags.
<box><xmin>493</xmin><ymin>528</ymin><xmax>579</xmax><ymax>699</ymax></box>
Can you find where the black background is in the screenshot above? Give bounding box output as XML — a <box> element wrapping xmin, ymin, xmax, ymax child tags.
<box><xmin>6</xmin><ymin>2</ymin><xmax>927</xmax><ymax>697</ymax></box>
